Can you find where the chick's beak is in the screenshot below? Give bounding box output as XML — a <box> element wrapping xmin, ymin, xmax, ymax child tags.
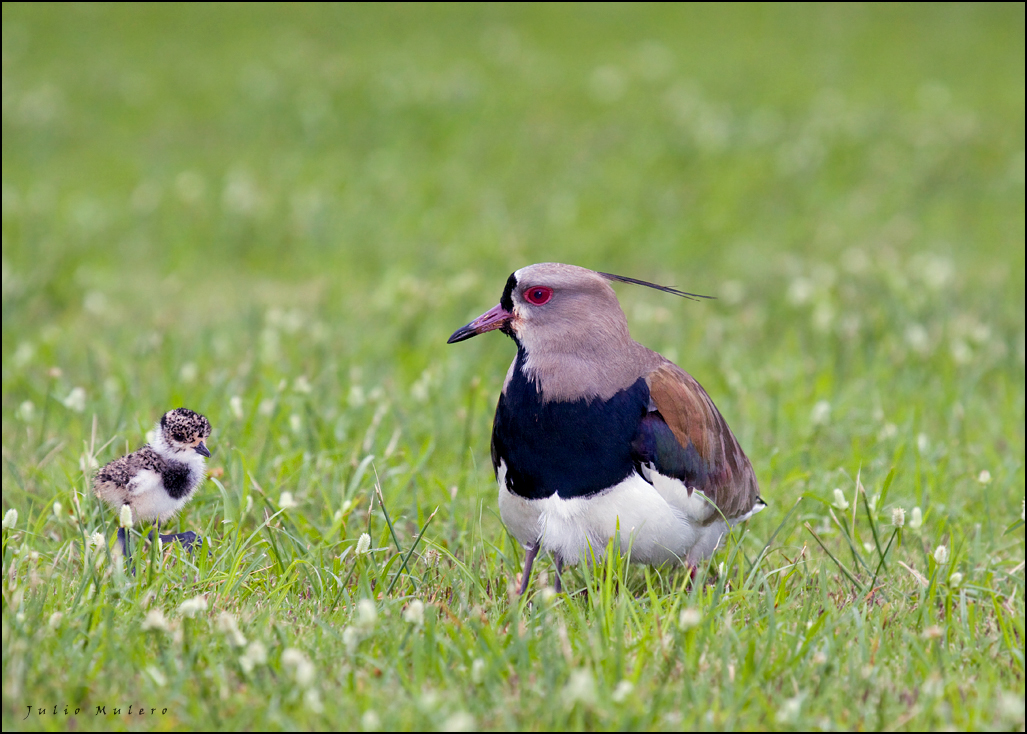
<box><xmin>447</xmin><ymin>303</ymin><xmax>512</xmax><ymax>344</ymax></box>
<box><xmin>195</xmin><ymin>441</ymin><xmax>211</xmax><ymax>458</ymax></box>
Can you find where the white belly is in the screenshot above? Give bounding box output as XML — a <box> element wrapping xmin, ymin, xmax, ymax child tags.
<box><xmin>128</xmin><ymin>470</ymin><xmax>191</xmax><ymax>524</ymax></box>
<box><xmin>496</xmin><ymin>460</ymin><xmax>731</xmax><ymax>566</ymax></box>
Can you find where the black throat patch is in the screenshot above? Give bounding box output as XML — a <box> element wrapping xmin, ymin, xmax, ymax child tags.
<box><xmin>491</xmin><ymin>348</ymin><xmax>649</xmax><ymax>500</ymax></box>
<box><xmin>500</xmin><ymin>272</ymin><xmax>517</xmax><ymax>313</ymax></box>
<box><xmin>499</xmin><ymin>272</ymin><xmax>519</xmax><ymax>342</ymax></box>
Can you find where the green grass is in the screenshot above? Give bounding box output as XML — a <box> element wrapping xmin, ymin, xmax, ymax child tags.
<box><xmin>2</xmin><ymin>3</ymin><xmax>1024</xmax><ymax>730</ymax></box>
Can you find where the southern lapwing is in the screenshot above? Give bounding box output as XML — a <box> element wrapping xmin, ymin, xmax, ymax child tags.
<box><xmin>93</xmin><ymin>408</ymin><xmax>212</xmax><ymax>559</ymax></box>
<box><xmin>448</xmin><ymin>263</ymin><xmax>764</xmax><ymax>593</ymax></box>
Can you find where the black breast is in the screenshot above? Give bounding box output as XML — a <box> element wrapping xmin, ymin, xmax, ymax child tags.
<box><xmin>491</xmin><ymin>350</ymin><xmax>649</xmax><ymax>500</ymax></box>
<box><xmin>161</xmin><ymin>462</ymin><xmax>194</xmax><ymax>499</ymax></box>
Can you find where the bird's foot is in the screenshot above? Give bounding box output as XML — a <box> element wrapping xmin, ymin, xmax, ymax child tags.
<box><xmin>158</xmin><ymin>531</ymin><xmax>201</xmax><ymax>552</ymax></box>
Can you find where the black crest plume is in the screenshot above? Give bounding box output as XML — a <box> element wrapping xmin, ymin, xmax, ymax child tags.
<box><xmin>598</xmin><ymin>272</ymin><xmax>714</xmax><ymax>302</ymax></box>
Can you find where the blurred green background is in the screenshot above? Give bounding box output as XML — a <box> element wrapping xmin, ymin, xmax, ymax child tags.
<box><xmin>2</xmin><ymin>4</ymin><xmax>1024</xmax><ymax>730</ymax></box>
<box><xmin>4</xmin><ymin>2</ymin><xmax>1023</xmax><ymax>501</ymax></box>
<box><xmin>3</xmin><ymin>0</ymin><xmax>1025</xmax><ymax>557</ymax></box>
<box><xmin>4</xmin><ymin>1</ymin><xmax>1025</xmax><ymax>533</ymax></box>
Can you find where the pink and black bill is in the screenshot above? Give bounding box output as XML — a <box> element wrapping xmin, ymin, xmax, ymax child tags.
<box><xmin>447</xmin><ymin>303</ymin><xmax>512</xmax><ymax>343</ymax></box>
<box><xmin>447</xmin><ymin>273</ymin><xmax>518</xmax><ymax>343</ymax></box>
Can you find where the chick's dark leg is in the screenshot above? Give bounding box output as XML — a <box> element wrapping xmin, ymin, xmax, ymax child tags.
<box><xmin>518</xmin><ymin>543</ymin><xmax>540</xmax><ymax>596</ymax></box>
<box><xmin>117</xmin><ymin>526</ymin><xmax>129</xmax><ymax>560</ymax></box>
<box><xmin>554</xmin><ymin>555</ymin><xmax>565</xmax><ymax>594</ymax></box>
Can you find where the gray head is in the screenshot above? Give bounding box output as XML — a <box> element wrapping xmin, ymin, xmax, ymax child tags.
<box><xmin>448</xmin><ymin>263</ymin><xmax>706</xmax><ymax>401</ymax></box>
<box><xmin>157</xmin><ymin>408</ymin><xmax>212</xmax><ymax>458</ymax></box>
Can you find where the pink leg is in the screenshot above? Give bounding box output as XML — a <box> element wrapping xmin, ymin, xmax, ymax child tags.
<box><xmin>517</xmin><ymin>543</ymin><xmax>540</xmax><ymax>596</ymax></box>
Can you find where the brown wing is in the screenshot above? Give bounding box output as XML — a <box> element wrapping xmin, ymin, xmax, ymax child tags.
<box><xmin>92</xmin><ymin>445</ymin><xmax>165</xmax><ymax>508</ymax></box>
<box><xmin>641</xmin><ymin>361</ymin><xmax>761</xmax><ymax>521</ymax></box>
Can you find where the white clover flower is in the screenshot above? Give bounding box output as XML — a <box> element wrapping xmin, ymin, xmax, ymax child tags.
<box><xmin>53</xmin><ymin>501</ymin><xmax>63</xmax><ymax>520</ymax></box>
<box><xmin>303</xmin><ymin>688</ymin><xmax>323</xmax><ymax>713</ymax></box>
<box><xmin>679</xmin><ymin>607</ymin><xmax>702</xmax><ymax>631</ymax></box>
<box><xmin>17</xmin><ymin>401</ymin><xmax>35</xmax><ymax>421</ymax></box>
<box><xmin>119</xmin><ymin>505</ymin><xmax>134</xmax><ymax>529</ymax></box>
<box><xmin>355</xmin><ymin>532</ymin><xmax>371</xmax><ymax>555</ymax></box>
<box><xmin>141</xmin><ymin>609</ymin><xmax>170</xmax><ymax>632</ymax></box>
<box><xmin>178</xmin><ymin>595</ymin><xmax>207</xmax><ymax>618</ymax></box>
<box><xmin>348</xmin><ymin>385</ymin><xmax>366</xmax><ymax>408</ymax></box>
<box><xmin>281</xmin><ymin>647</ymin><xmax>315</xmax><ymax>687</ymax></box>
<box><xmin>361</xmin><ymin>710</ymin><xmax>381</xmax><ymax>731</ymax></box>
<box><xmin>239</xmin><ymin>640</ymin><xmax>267</xmax><ymax>673</ymax></box>
<box><xmin>934</xmin><ymin>545</ymin><xmax>949</xmax><ymax>565</ymax></box>
<box><xmin>776</xmin><ymin>695</ymin><xmax>802</xmax><ymax>725</ymax></box>
<box><xmin>471</xmin><ymin>658</ymin><xmax>486</xmax><ymax>685</ymax></box>
<box><xmin>79</xmin><ymin>452</ymin><xmax>98</xmax><ymax>472</ymax></box>
<box><xmin>810</xmin><ymin>400</ymin><xmax>831</xmax><ymax>426</ymax></box>
<box><xmin>278</xmin><ymin>491</ymin><xmax>298</xmax><ymax>510</ymax></box>
<box><xmin>403</xmin><ymin>599</ymin><xmax>425</xmax><ymax>626</ymax></box>
<box><xmin>13</xmin><ymin>342</ymin><xmax>35</xmax><ymax>367</ymax></box>
<box><xmin>48</xmin><ymin>612</ymin><xmax>63</xmax><ymax>628</ymax></box>
<box><xmin>355</xmin><ymin>599</ymin><xmax>377</xmax><ymax>633</ymax></box>
<box><xmin>89</xmin><ymin>532</ymin><xmax>106</xmax><ymax>550</ymax></box>
<box><xmin>977</xmin><ymin>470</ymin><xmax>992</xmax><ymax>485</ymax></box>
<box><xmin>998</xmin><ymin>692</ymin><xmax>1025</xmax><ymax>723</ymax></box>
<box><xmin>564</xmin><ymin>669</ymin><xmax>597</xmax><ymax>708</ymax></box>
<box><xmin>62</xmin><ymin>387</ymin><xmax>87</xmax><ymax>412</ymax></box>
<box><xmin>892</xmin><ymin>508</ymin><xmax>905</xmax><ymax>527</ymax></box>
<box><xmin>342</xmin><ymin>626</ymin><xmax>360</xmax><ymax>654</ymax></box>
<box><xmin>229</xmin><ymin>395</ymin><xmax>244</xmax><ymax>420</ymax></box>
<box><xmin>146</xmin><ymin>665</ymin><xmax>168</xmax><ymax>687</ymax></box>
<box><xmin>612</xmin><ymin>680</ymin><xmax>634</xmax><ymax>703</ymax></box>
<box><xmin>440</xmin><ymin>712</ymin><xmax>475</xmax><ymax>732</ymax></box>
<box><xmin>293</xmin><ymin>376</ymin><xmax>312</xmax><ymax>394</ymax></box>
<box><xmin>832</xmin><ymin>488</ymin><xmax>850</xmax><ymax>511</ymax></box>
<box><xmin>217</xmin><ymin>612</ymin><xmax>247</xmax><ymax>647</ymax></box>
<box><xmin>289</xmin><ymin>414</ymin><xmax>302</xmax><ymax>433</ymax></box>
<box><xmin>909</xmin><ymin>507</ymin><xmax>923</xmax><ymax>530</ymax></box>
<box><xmin>2</xmin><ymin>508</ymin><xmax>17</xmax><ymax>530</ymax></box>
<box><xmin>788</xmin><ymin>277</ymin><xmax>814</xmax><ymax>305</ymax></box>
<box><xmin>948</xmin><ymin>572</ymin><xmax>963</xmax><ymax>588</ymax></box>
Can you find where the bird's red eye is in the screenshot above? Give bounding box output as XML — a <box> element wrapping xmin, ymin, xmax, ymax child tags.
<box><xmin>523</xmin><ymin>286</ymin><xmax>553</xmax><ymax>305</ymax></box>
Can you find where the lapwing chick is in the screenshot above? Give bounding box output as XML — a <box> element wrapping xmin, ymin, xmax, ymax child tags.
<box><xmin>448</xmin><ymin>263</ymin><xmax>764</xmax><ymax>593</ymax></box>
<box><xmin>93</xmin><ymin>408</ymin><xmax>212</xmax><ymax>558</ymax></box>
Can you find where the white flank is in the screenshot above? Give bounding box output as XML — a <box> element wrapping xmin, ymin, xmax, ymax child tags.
<box><xmin>497</xmin><ymin>460</ymin><xmax>751</xmax><ymax>566</ymax></box>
